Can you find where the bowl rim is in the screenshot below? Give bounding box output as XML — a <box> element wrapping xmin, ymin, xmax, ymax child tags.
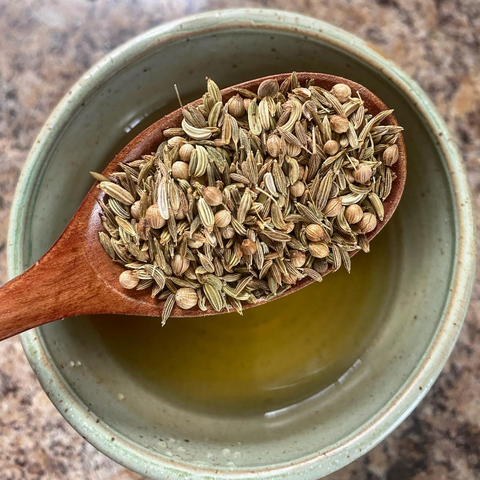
<box><xmin>7</xmin><ymin>8</ymin><xmax>476</xmax><ymax>480</ymax></box>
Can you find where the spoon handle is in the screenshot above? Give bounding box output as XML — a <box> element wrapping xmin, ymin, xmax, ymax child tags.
<box><xmin>0</xmin><ymin>231</ymin><xmax>106</xmax><ymax>341</ymax></box>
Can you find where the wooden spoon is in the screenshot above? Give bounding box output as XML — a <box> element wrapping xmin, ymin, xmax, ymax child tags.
<box><xmin>0</xmin><ymin>73</ymin><xmax>406</xmax><ymax>341</ymax></box>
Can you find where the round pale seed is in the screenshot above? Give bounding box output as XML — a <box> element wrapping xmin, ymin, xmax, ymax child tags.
<box><xmin>290</xmin><ymin>180</ymin><xmax>305</xmax><ymax>197</ymax></box>
<box><xmin>290</xmin><ymin>250</ymin><xmax>306</xmax><ymax>268</ymax></box>
<box><xmin>172</xmin><ymin>254</ymin><xmax>190</xmax><ymax>276</ymax></box>
<box><xmin>167</xmin><ymin>136</ymin><xmax>186</xmax><ymax>148</ymax></box>
<box><xmin>357</xmin><ymin>212</ymin><xmax>377</xmax><ymax>233</ymax></box>
<box><xmin>119</xmin><ymin>270</ymin><xmax>139</xmax><ymax>289</ymax></box>
<box><xmin>188</xmin><ymin>237</ymin><xmax>204</xmax><ymax>249</ymax></box>
<box><xmin>222</xmin><ymin>225</ymin><xmax>236</xmax><ymax>239</ymax></box>
<box><xmin>214</xmin><ymin>210</ymin><xmax>232</xmax><ymax>228</ymax></box>
<box><xmin>240</xmin><ymin>238</ymin><xmax>257</xmax><ymax>256</ymax></box>
<box><xmin>179</xmin><ymin>143</ymin><xmax>194</xmax><ymax>162</ymax></box>
<box><xmin>171</xmin><ymin>161</ymin><xmax>190</xmax><ymax>179</ymax></box>
<box><xmin>305</xmin><ymin>224</ymin><xmax>327</xmax><ymax>242</ymax></box>
<box><xmin>285</xmin><ymin>142</ymin><xmax>301</xmax><ymax>157</ymax></box>
<box><xmin>203</xmin><ymin>186</ymin><xmax>223</xmax><ymax>206</ymax></box>
<box><xmin>354</xmin><ymin>164</ymin><xmax>373</xmax><ymax>184</ymax></box>
<box><xmin>258</xmin><ymin>79</ymin><xmax>279</xmax><ymax>98</ymax></box>
<box><xmin>130</xmin><ymin>201</ymin><xmax>141</xmax><ymax>220</ymax></box>
<box><xmin>383</xmin><ymin>144</ymin><xmax>399</xmax><ymax>166</ymax></box>
<box><xmin>323</xmin><ymin>197</ymin><xmax>343</xmax><ymax>217</ymax></box>
<box><xmin>228</xmin><ymin>94</ymin><xmax>246</xmax><ymax>118</ymax></box>
<box><xmin>175</xmin><ymin>287</ymin><xmax>198</xmax><ymax>310</ymax></box>
<box><xmin>330</xmin><ymin>83</ymin><xmax>351</xmax><ymax>103</ymax></box>
<box><xmin>266</xmin><ymin>134</ymin><xmax>281</xmax><ymax>158</ymax></box>
<box><xmin>324</xmin><ymin>139</ymin><xmax>340</xmax><ymax>156</ymax></box>
<box><xmin>330</xmin><ymin>115</ymin><xmax>349</xmax><ymax>133</ymax></box>
<box><xmin>309</xmin><ymin>242</ymin><xmax>329</xmax><ymax>258</ymax></box>
<box><xmin>345</xmin><ymin>204</ymin><xmax>363</xmax><ymax>224</ymax></box>
<box><xmin>146</xmin><ymin>204</ymin><xmax>166</xmax><ymax>229</ymax></box>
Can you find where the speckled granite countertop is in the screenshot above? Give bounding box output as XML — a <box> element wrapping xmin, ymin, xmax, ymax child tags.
<box><xmin>0</xmin><ymin>1</ymin><xmax>478</xmax><ymax>479</ymax></box>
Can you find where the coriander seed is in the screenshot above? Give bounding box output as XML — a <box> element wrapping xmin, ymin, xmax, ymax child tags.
<box><xmin>324</xmin><ymin>139</ymin><xmax>340</xmax><ymax>156</ymax></box>
<box><xmin>330</xmin><ymin>83</ymin><xmax>351</xmax><ymax>103</ymax></box>
<box><xmin>240</xmin><ymin>239</ymin><xmax>257</xmax><ymax>256</ymax></box>
<box><xmin>119</xmin><ymin>270</ymin><xmax>139</xmax><ymax>289</ymax></box>
<box><xmin>353</xmin><ymin>164</ymin><xmax>373</xmax><ymax>184</ymax></box>
<box><xmin>345</xmin><ymin>204</ymin><xmax>363</xmax><ymax>224</ymax></box>
<box><xmin>214</xmin><ymin>210</ymin><xmax>232</xmax><ymax>228</ymax></box>
<box><xmin>357</xmin><ymin>212</ymin><xmax>377</xmax><ymax>233</ymax></box>
<box><xmin>203</xmin><ymin>186</ymin><xmax>223</xmax><ymax>206</ymax></box>
<box><xmin>305</xmin><ymin>224</ymin><xmax>327</xmax><ymax>242</ymax></box>
<box><xmin>383</xmin><ymin>144</ymin><xmax>399</xmax><ymax>166</ymax></box>
<box><xmin>171</xmin><ymin>161</ymin><xmax>190</xmax><ymax>180</ymax></box>
<box><xmin>330</xmin><ymin>115</ymin><xmax>349</xmax><ymax>133</ymax></box>
<box><xmin>323</xmin><ymin>198</ymin><xmax>343</xmax><ymax>217</ymax></box>
<box><xmin>175</xmin><ymin>288</ymin><xmax>198</xmax><ymax>309</ymax></box>
<box><xmin>309</xmin><ymin>242</ymin><xmax>329</xmax><ymax>258</ymax></box>
<box><xmin>179</xmin><ymin>143</ymin><xmax>194</xmax><ymax>162</ymax></box>
<box><xmin>146</xmin><ymin>204</ymin><xmax>166</xmax><ymax>229</ymax></box>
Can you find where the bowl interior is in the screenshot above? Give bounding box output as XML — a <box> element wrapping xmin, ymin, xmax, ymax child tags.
<box><xmin>16</xmin><ymin>17</ymin><xmax>459</xmax><ymax>479</ymax></box>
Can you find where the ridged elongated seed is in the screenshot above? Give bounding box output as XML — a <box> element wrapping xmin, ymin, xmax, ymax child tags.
<box><xmin>368</xmin><ymin>192</ymin><xmax>385</xmax><ymax>221</ymax></box>
<box><xmin>99</xmin><ymin>182</ymin><xmax>135</xmax><ymax>205</ymax></box>
<box><xmin>182</xmin><ymin>118</ymin><xmax>215</xmax><ymax>140</ymax></box>
<box><xmin>91</xmin><ymin>171</ymin><xmax>110</xmax><ymax>183</ymax></box>
<box><xmin>115</xmin><ymin>216</ymin><xmax>137</xmax><ymax>236</ymax></box>
<box><xmin>208</xmin><ymin>101</ymin><xmax>223</xmax><ymax>127</ymax></box>
<box><xmin>278</xmin><ymin>127</ymin><xmax>303</xmax><ymax>147</ymax></box>
<box><xmin>264</xmin><ymin>172</ymin><xmax>278</xmax><ymax>197</ymax></box>
<box><xmin>189</xmin><ymin>146</ymin><xmax>208</xmax><ymax>177</ymax></box>
<box><xmin>206</xmin><ymin>77</ymin><xmax>222</xmax><ymax>103</ymax></box>
<box><xmin>260</xmin><ymin>229</ymin><xmax>291</xmax><ymax>242</ymax></box>
<box><xmin>203</xmin><ymin>283</ymin><xmax>224</xmax><ymax>312</ymax></box>
<box><xmin>161</xmin><ymin>294</ymin><xmax>176</xmax><ymax>325</ymax></box>
<box><xmin>315</xmin><ymin>170</ymin><xmax>334</xmax><ymax>211</ymax></box>
<box><xmin>272</xmin><ymin>162</ymin><xmax>287</xmax><ymax>195</ymax></box>
<box><xmin>237</xmin><ymin>189</ymin><xmax>252</xmax><ymax>224</ymax></box>
<box><xmin>197</xmin><ymin>197</ymin><xmax>214</xmax><ymax>230</ymax></box>
<box><xmin>248</xmin><ymin>101</ymin><xmax>262</xmax><ymax>136</ymax></box>
<box><xmin>99</xmin><ymin>232</ymin><xmax>116</xmax><ymax>259</ymax></box>
<box><xmin>157</xmin><ymin>180</ymin><xmax>169</xmax><ymax>220</ymax></box>
<box><xmin>303</xmin><ymin>268</ymin><xmax>323</xmax><ymax>282</ymax></box>
<box><xmin>282</xmin><ymin>98</ymin><xmax>302</xmax><ymax>132</ymax></box>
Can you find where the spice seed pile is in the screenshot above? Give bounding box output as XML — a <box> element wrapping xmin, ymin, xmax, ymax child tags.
<box><xmin>93</xmin><ymin>73</ymin><xmax>402</xmax><ymax>323</ymax></box>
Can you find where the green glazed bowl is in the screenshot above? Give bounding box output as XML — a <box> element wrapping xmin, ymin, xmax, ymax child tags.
<box><xmin>8</xmin><ymin>9</ymin><xmax>475</xmax><ymax>480</ymax></box>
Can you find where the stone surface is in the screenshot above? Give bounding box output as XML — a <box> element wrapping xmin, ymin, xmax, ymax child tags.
<box><xmin>0</xmin><ymin>1</ymin><xmax>478</xmax><ymax>479</ymax></box>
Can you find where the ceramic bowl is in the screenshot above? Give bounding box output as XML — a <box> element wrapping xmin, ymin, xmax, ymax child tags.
<box><xmin>8</xmin><ymin>9</ymin><xmax>475</xmax><ymax>480</ymax></box>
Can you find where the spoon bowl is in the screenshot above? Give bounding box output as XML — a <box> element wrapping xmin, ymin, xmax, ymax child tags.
<box><xmin>0</xmin><ymin>72</ymin><xmax>406</xmax><ymax>340</ymax></box>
